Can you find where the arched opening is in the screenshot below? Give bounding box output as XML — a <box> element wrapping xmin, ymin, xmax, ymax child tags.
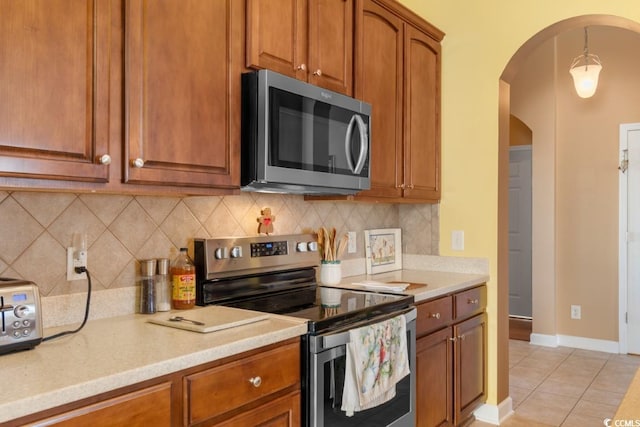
<box><xmin>498</xmin><ymin>15</ymin><xmax>640</xmax><ymax>401</ymax></box>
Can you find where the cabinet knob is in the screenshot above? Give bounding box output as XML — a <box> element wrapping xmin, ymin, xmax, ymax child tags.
<box><xmin>248</xmin><ymin>376</ymin><xmax>262</xmax><ymax>388</ymax></box>
<box><xmin>396</xmin><ymin>184</ymin><xmax>405</xmax><ymax>189</ymax></box>
<box><xmin>458</xmin><ymin>334</ymin><xmax>466</xmax><ymax>341</ymax></box>
<box><xmin>429</xmin><ymin>312</ymin><xmax>441</xmax><ymax>319</ymax></box>
<box><xmin>132</xmin><ymin>158</ymin><xmax>144</xmax><ymax>168</ymax></box>
<box><xmin>313</xmin><ymin>69</ymin><xmax>322</xmax><ymax>76</ymax></box>
<box><xmin>296</xmin><ymin>64</ymin><xmax>307</xmax><ymax>71</ymax></box>
<box><xmin>449</xmin><ymin>337</ymin><xmax>457</xmax><ymax>342</ymax></box>
<box><xmin>407</xmin><ymin>183</ymin><xmax>415</xmax><ymax>189</ymax></box>
<box><xmin>98</xmin><ymin>154</ymin><xmax>112</xmax><ymax>165</ymax></box>
<box><xmin>467</xmin><ymin>298</ymin><xmax>479</xmax><ymax>305</ymax></box>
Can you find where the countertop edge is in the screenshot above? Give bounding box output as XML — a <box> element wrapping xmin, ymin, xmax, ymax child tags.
<box><xmin>0</xmin><ymin>316</ymin><xmax>307</xmax><ymax>424</ymax></box>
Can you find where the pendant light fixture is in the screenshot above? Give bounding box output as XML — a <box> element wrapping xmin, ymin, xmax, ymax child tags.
<box><xmin>569</xmin><ymin>27</ymin><xmax>602</xmax><ymax>98</ymax></box>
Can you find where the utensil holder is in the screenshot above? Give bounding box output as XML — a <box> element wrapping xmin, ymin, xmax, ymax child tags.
<box><xmin>319</xmin><ymin>261</ymin><xmax>342</xmax><ymax>286</ymax></box>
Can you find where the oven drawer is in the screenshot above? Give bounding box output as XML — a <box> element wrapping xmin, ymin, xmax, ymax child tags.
<box><xmin>416</xmin><ymin>295</ymin><xmax>452</xmax><ymax>336</ymax></box>
<box><xmin>184</xmin><ymin>341</ymin><xmax>300</xmax><ymax>425</ymax></box>
<box><xmin>454</xmin><ymin>286</ymin><xmax>486</xmax><ymax>320</ymax></box>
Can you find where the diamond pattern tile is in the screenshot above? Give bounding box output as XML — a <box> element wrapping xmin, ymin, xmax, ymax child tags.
<box><xmin>12</xmin><ymin>232</ymin><xmax>65</xmax><ymax>295</ymax></box>
<box><xmin>80</xmin><ymin>194</ymin><xmax>133</xmax><ymax>226</ymax></box>
<box><xmin>0</xmin><ymin>196</ymin><xmax>44</xmax><ymax>264</ymax></box>
<box><xmin>48</xmin><ymin>198</ymin><xmax>106</xmax><ymax>249</ymax></box>
<box><xmin>110</xmin><ymin>201</ymin><xmax>156</xmax><ymax>254</ymax></box>
<box><xmin>13</xmin><ymin>192</ymin><xmax>76</xmax><ymax>227</ymax></box>
<box><xmin>0</xmin><ymin>190</ymin><xmax>439</xmax><ymax>299</ymax></box>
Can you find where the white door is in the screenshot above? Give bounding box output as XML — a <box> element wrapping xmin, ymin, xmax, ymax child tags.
<box><xmin>509</xmin><ymin>146</ymin><xmax>532</xmax><ymax>318</ymax></box>
<box><xmin>621</xmin><ymin>123</ymin><xmax>640</xmax><ymax>354</ymax></box>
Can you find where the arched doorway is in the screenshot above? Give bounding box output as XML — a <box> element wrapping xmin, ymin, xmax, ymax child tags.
<box><xmin>498</xmin><ymin>15</ymin><xmax>640</xmax><ymax>351</ymax></box>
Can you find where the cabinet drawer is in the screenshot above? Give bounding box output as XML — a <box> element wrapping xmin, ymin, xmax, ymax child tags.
<box><xmin>454</xmin><ymin>286</ymin><xmax>486</xmax><ymax>320</ymax></box>
<box><xmin>184</xmin><ymin>341</ymin><xmax>300</xmax><ymax>425</ymax></box>
<box><xmin>416</xmin><ymin>295</ymin><xmax>452</xmax><ymax>336</ymax></box>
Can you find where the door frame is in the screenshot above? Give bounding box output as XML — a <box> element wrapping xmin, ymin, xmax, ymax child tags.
<box><xmin>618</xmin><ymin>122</ymin><xmax>640</xmax><ymax>354</ymax></box>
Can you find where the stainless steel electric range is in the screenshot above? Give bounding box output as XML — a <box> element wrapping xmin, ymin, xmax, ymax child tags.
<box><xmin>194</xmin><ymin>234</ymin><xmax>416</xmax><ymax>427</ymax></box>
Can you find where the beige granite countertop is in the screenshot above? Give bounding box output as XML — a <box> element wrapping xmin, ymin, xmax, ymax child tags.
<box><xmin>1</xmin><ymin>265</ymin><xmax>488</xmax><ymax>424</ymax></box>
<box><xmin>0</xmin><ymin>307</ymin><xmax>308</xmax><ymax>424</ymax></box>
<box><xmin>333</xmin><ymin>269</ymin><xmax>489</xmax><ymax>303</ymax></box>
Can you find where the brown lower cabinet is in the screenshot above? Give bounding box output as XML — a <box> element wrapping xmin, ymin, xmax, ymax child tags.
<box><xmin>416</xmin><ymin>285</ymin><xmax>487</xmax><ymax>427</ymax></box>
<box><xmin>7</xmin><ymin>339</ymin><xmax>300</xmax><ymax>427</ymax></box>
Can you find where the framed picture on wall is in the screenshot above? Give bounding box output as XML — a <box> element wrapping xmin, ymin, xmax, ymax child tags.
<box><xmin>364</xmin><ymin>228</ymin><xmax>402</xmax><ymax>274</ymax></box>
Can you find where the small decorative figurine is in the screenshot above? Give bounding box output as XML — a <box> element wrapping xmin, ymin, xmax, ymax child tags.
<box><xmin>257</xmin><ymin>207</ymin><xmax>276</xmax><ymax>235</ymax></box>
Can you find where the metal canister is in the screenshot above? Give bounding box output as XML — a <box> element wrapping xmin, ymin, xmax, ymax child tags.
<box><xmin>139</xmin><ymin>259</ymin><xmax>157</xmax><ymax>314</ymax></box>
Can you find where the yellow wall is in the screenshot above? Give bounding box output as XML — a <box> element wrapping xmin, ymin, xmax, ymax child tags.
<box><xmin>400</xmin><ymin>0</ymin><xmax>640</xmax><ymax>407</ymax></box>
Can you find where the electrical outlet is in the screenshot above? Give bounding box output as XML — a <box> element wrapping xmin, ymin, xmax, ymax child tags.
<box><xmin>451</xmin><ymin>230</ymin><xmax>465</xmax><ymax>251</ymax></box>
<box><xmin>571</xmin><ymin>305</ymin><xmax>581</xmax><ymax>320</ymax></box>
<box><xmin>67</xmin><ymin>247</ymin><xmax>88</xmax><ymax>281</ymax></box>
<box><xmin>347</xmin><ymin>231</ymin><xmax>357</xmax><ymax>253</ymax></box>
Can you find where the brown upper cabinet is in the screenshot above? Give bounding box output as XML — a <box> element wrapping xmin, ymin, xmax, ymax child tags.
<box><xmin>246</xmin><ymin>0</ymin><xmax>354</xmax><ymax>95</ymax></box>
<box><xmin>0</xmin><ymin>0</ymin><xmax>241</xmax><ymax>194</ymax></box>
<box><xmin>354</xmin><ymin>0</ymin><xmax>443</xmax><ymax>203</ymax></box>
<box><xmin>0</xmin><ymin>0</ymin><xmax>112</xmax><ymax>183</ymax></box>
<box><xmin>124</xmin><ymin>0</ymin><xmax>241</xmax><ymax>189</ymax></box>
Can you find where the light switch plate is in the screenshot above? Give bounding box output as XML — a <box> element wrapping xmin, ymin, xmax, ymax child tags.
<box><xmin>347</xmin><ymin>231</ymin><xmax>357</xmax><ymax>253</ymax></box>
<box><xmin>451</xmin><ymin>230</ymin><xmax>465</xmax><ymax>251</ymax></box>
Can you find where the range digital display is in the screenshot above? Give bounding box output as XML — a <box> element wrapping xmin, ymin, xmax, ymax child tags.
<box><xmin>250</xmin><ymin>241</ymin><xmax>288</xmax><ymax>257</ymax></box>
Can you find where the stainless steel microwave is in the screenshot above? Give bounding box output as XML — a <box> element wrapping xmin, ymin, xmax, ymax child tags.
<box><xmin>241</xmin><ymin>70</ymin><xmax>371</xmax><ymax>195</ymax></box>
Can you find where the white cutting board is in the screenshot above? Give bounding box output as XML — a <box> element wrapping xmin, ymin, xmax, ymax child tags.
<box><xmin>148</xmin><ymin>306</ymin><xmax>270</xmax><ymax>333</ymax></box>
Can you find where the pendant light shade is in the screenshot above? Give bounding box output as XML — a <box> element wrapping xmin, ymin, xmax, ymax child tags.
<box><xmin>569</xmin><ymin>27</ymin><xmax>602</xmax><ymax>99</ymax></box>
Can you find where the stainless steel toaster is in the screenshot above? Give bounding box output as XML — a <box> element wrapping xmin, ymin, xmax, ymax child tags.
<box><xmin>0</xmin><ymin>278</ymin><xmax>43</xmax><ymax>355</ymax></box>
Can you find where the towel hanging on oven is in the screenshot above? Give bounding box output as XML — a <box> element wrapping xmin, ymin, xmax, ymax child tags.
<box><xmin>341</xmin><ymin>314</ymin><xmax>410</xmax><ymax>416</ymax></box>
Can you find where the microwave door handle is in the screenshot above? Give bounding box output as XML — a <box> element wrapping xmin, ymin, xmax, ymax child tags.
<box><xmin>353</xmin><ymin>114</ymin><xmax>368</xmax><ymax>175</ymax></box>
<box><xmin>345</xmin><ymin>115</ymin><xmax>357</xmax><ymax>173</ymax></box>
<box><xmin>344</xmin><ymin>114</ymin><xmax>369</xmax><ymax>175</ymax></box>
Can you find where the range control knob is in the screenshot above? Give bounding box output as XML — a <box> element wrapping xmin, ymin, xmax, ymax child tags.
<box><xmin>230</xmin><ymin>246</ymin><xmax>242</xmax><ymax>258</ymax></box>
<box><xmin>214</xmin><ymin>247</ymin><xmax>228</xmax><ymax>259</ymax></box>
<box><xmin>296</xmin><ymin>242</ymin><xmax>308</xmax><ymax>252</ymax></box>
<box><xmin>307</xmin><ymin>241</ymin><xmax>318</xmax><ymax>252</ymax></box>
<box><xmin>14</xmin><ymin>305</ymin><xmax>29</xmax><ymax>318</ymax></box>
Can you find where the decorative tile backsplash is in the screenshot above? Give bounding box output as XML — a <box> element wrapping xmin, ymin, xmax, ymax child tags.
<box><xmin>0</xmin><ymin>190</ymin><xmax>438</xmax><ymax>297</ymax></box>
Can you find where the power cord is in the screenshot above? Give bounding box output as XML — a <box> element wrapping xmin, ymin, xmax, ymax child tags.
<box><xmin>42</xmin><ymin>267</ymin><xmax>92</xmax><ymax>342</ymax></box>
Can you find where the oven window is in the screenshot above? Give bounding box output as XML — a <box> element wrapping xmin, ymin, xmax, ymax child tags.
<box><xmin>315</xmin><ymin>336</ymin><xmax>412</xmax><ymax>427</ymax></box>
<box><xmin>268</xmin><ymin>87</ymin><xmax>369</xmax><ymax>177</ymax></box>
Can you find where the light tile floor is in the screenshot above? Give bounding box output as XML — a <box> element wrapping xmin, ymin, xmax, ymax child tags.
<box><xmin>472</xmin><ymin>340</ymin><xmax>640</xmax><ymax>426</ymax></box>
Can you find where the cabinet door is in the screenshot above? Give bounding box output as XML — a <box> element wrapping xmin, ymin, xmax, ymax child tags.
<box><xmin>125</xmin><ymin>0</ymin><xmax>240</xmax><ymax>188</ymax></box>
<box><xmin>453</xmin><ymin>314</ymin><xmax>487</xmax><ymax>425</ymax></box>
<box><xmin>216</xmin><ymin>390</ymin><xmax>301</xmax><ymax>427</ymax></box>
<box><xmin>416</xmin><ymin>328</ymin><xmax>453</xmax><ymax>427</ymax></box>
<box><xmin>0</xmin><ymin>0</ymin><xmax>112</xmax><ymax>182</ymax></box>
<box><xmin>308</xmin><ymin>0</ymin><xmax>353</xmax><ymax>95</ymax></box>
<box><xmin>354</xmin><ymin>0</ymin><xmax>403</xmax><ymax>198</ymax></box>
<box><xmin>246</xmin><ymin>0</ymin><xmax>307</xmax><ymax>80</ymax></box>
<box><xmin>31</xmin><ymin>382</ymin><xmax>173</xmax><ymax>427</ymax></box>
<box><xmin>403</xmin><ymin>24</ymin><xmax>441</xmax><ymax>201</ymax></box>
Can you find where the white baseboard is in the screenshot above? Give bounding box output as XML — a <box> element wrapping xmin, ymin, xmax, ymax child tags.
<box><xmin>529</xmin><ymin>333</ymin><xmax>620</xmax><ymax>353</ymax></box>
<box><xmin>530</xmin><ymin>333</ymin><xmax>559</xmax><ymax>347</ymax></box>
<box><xmin>473</xmin><ymin>397</ymin><xmax>514</xmax><ymax>425</ymax></box>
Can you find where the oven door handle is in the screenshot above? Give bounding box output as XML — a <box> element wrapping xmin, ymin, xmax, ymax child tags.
<box><xmin>321</xmin><ymin>307</ymin><xmax>416</xmax><ymax>350</ymax></box>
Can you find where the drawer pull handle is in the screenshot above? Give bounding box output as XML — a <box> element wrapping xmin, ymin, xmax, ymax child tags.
<box><xmin>248</xmin><ymin>376</ymin><xmax>262</xmax><ymax>388</ymax></box>
<box><xmin>430</xmin><ymin>312</ymin><xmax>441</xmax><ymax>319</ymax></box>
<box><xmin>468</xmin><ymin>298</ymin><xmax>479</xmax><ymax>305</ymax></box>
